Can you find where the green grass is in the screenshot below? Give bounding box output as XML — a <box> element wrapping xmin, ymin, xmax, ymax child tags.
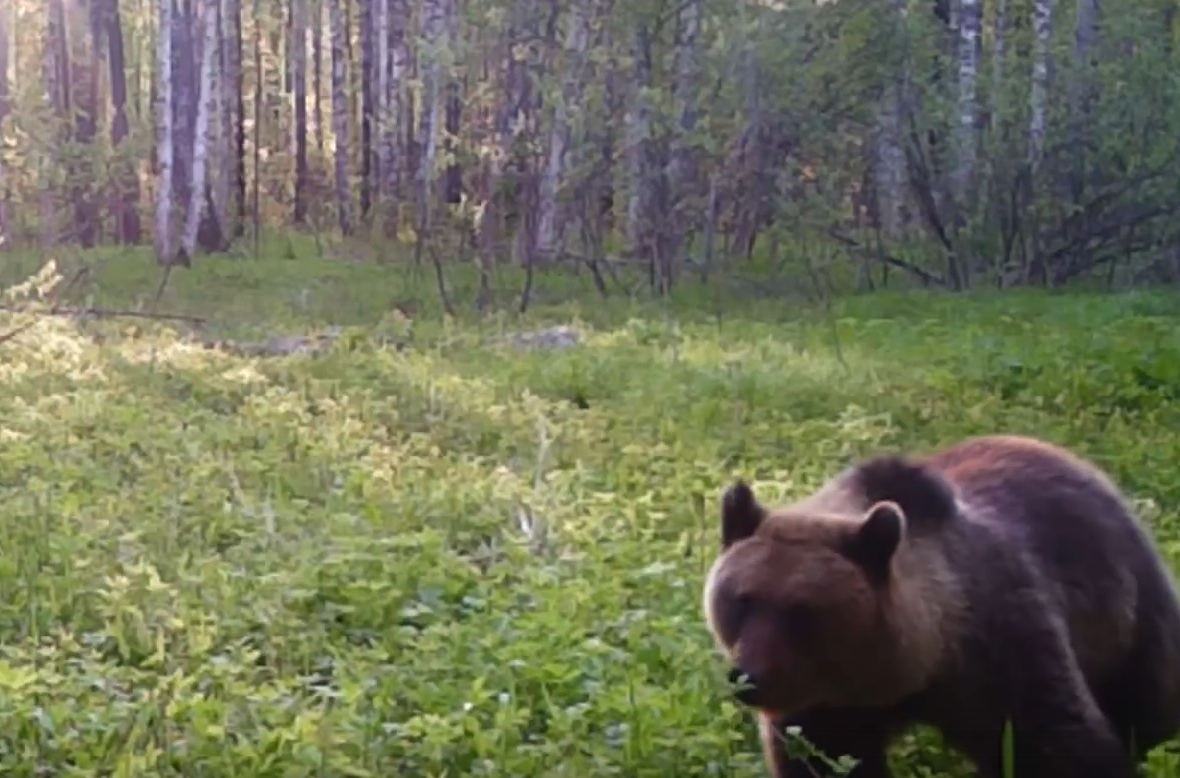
<box><xmin>1</xmin><ymin>242</ymin><xmax>1180</xmax><ymax>775</ymax></box>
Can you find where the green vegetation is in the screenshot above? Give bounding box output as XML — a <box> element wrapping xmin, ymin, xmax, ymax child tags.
<box><xmin>1</xmin><ymin>246</ymin><xmax>1180</xmax><ymax>776</ymax></box>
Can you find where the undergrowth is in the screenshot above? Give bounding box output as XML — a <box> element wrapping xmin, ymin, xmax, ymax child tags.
<box><xmin>0</xmin><ymin>248</ymin><xmax>1179</xmax><ymax>776</ymax></box>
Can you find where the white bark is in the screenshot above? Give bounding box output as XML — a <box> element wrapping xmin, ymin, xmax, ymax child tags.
<box><xmin>417</xmin><ymin>0</ymin><xmax>446</xmax><ymax>225</ymax></box>
<box><xmin>374</xmin><ymin>0</ymin><xmax>389</xmax><ymax>196</ymax></box>
<box><xmin>1028</xmin><ymin>0</ymin><xmax>1055</xmax><ymax>166</ymax></box>
<box><xmin>154</xmin><ymin>0</ymin><xmax>175</xmax><ymax>262</ymax></box>
<box><xmin>953</xmin><ymin>0</ymin><xmax>982</xmax><ymax>201</ymax></box>
<box><xmin>180</xmin><ymin>0</ymin><xmax>219</xmax><ymax>258</ymax></box>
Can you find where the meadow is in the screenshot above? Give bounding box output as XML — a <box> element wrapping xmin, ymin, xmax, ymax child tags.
<box><xmin>2</xmin><ymin>240</ymin><xmax>1180</xmax><ymax>776</ymax></box>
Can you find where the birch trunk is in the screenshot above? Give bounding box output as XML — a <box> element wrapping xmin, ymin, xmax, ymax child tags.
<box><xmin>1028</xmin><ymin>0</ymin><xmax>1055</xmax><ymax>167</ymax></box>
<box><xmin>953</xmin><ymin>0</ymin><xmax>982</xmax><ymax>203</ymax></box>
<box><xmin>180</xmin><ymin>0</ymin><xmax>218</xmax><ymax>259</ymax></box>
<box><xmin>416</xmin><ymin>0</ymin><xmax>446</xmax><ymax>231</ymax></box>
<box><xmin>154</xmin><ymin>0</ymin><xmax>176</xmax><ymax>263</ymax></box>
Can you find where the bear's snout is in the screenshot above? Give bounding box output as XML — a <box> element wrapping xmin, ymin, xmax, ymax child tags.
<box><xmin>727</xmin><ymin>666</ymin><xmax>764</xmax><ymax>707</ymax></box>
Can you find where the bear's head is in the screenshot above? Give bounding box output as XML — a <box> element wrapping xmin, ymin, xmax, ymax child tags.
<box><xmin>702</xmin><ymin>468</ymin><xmax>955</xmax><ymax>717</ymax></box>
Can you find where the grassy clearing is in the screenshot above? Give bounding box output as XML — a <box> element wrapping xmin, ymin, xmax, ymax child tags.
<box><xmin>1</xmin><ymin>245</ymin><xmax>1180</xmax><ymax>775</ymax></box>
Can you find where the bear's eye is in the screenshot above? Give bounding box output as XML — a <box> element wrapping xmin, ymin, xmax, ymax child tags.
<box><xmin>781</xmin><ymin>602</ymin><xmax>818</xmax><ymax>635</ymax></box>
<box><xmin>718</xmin><ymin>592</ymin><xmax>756</xmax><ymax>641</ymax></box>
<box><xmin>732</xmin><ymin>592</ymin><xmax>755</xmax><ymax>625</ymax></box>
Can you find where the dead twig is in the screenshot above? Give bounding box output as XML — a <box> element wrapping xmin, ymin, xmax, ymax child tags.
<box><xmin>0</xmin><ymin>304</ymin><xmax>206</xmax><ymax>326</ymax></box>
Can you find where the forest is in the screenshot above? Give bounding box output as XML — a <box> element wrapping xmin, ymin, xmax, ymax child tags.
<box><xmin>0</xmin><ymin>0</ymin><xmax>1179</xmax><ymax>774</ymax></box>
<box><xmin>3</xmin><ymin>0</ymin><xmax>1178</xmax><ymax>292</ymax></box>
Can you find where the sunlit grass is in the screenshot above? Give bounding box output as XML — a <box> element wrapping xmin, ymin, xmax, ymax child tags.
<box><xmin>0</xmin><ymin>247</ymin><xmax>1177</xmax><ymax>774</ymax></box>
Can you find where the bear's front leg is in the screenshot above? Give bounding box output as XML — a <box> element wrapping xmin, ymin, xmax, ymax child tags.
<box><xmin>970</xmin><ymin>669</ymin><xmax>1139</xmax><ymax>778</ymax></box>
<box><xmin>1000</xmin><ymin>714</ymin><xmax>1138</xmax><ymax>778</ymax></box>
<box><xmin>759</xmin><ymin>709</ymin><xmax>895</xmax><ymax>778</ymax></box>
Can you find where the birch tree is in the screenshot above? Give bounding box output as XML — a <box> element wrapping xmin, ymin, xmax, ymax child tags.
<box><xmin>1028</xmin><ymin>0</ymin><xmax>1055</xmax><ymax>167</ymax></box>
<box><xmin>154</xmin><ymin>0</ymin><xmax>176</xmax><ymax>263</ymax></box>
<box><xmin>416</xmin><ymin>0</ymin><xmax>447</xmax><ymax>234</ymax></box>
<box><xmin>180</xmin><ymin>0</ymin><xmax>219</xmax><ymax>260</ymax></box>
<box><xmin>953</xmin><ymin>0</ymin><xmax>982</xmax><ymax>205</ymax></box>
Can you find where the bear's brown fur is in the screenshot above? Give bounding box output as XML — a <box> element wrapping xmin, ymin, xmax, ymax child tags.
<box><xmin>702</xmin><ymin>434</ymin><xmax>1180</xmax><ymax>778</ymax></box>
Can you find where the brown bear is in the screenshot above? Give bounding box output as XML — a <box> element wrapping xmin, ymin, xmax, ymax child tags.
<box><xmin>702</xmin><ymin>434</ymin><xmax>1180</xmax><ymax>778</ymax></box>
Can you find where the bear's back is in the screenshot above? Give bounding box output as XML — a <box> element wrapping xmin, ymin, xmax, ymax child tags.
<box><xmin>921</xmin><ymin>435</ymin><xmax>1180</xmax><ymax>704</ymax></box>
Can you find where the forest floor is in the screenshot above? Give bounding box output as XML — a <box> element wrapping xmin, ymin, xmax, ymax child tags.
<box><xmin>1</xmin><ymin>242</ymin><xmax>1180</xmax><ymax>775</ymax></box>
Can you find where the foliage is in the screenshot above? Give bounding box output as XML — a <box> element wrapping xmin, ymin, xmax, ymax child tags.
<box><xmin>1</xmin><ymin>250</ymin><xmax>1180</xmax><ymax>775</ymax></box>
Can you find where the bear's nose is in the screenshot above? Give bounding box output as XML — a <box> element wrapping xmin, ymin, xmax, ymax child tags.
<box><xmin>728</xmin><ymin>667</ymin><xmax>762</xmax><ymax>706</ymax></box>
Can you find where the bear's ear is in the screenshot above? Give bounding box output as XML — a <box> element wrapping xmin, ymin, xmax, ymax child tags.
<box><xmin>852</xmin><ymin>455</ymin><xmax>957</xmax><ymax>528</ymax></box>
<box><xmin>842</xmin><ymin>500</ymin><xmax>905</xmax><ymax>583</ymax></box>
<box><xmin>721</xmin><ymin>480</ymin><xmax>766</xmax><ymax>549</ymax></box>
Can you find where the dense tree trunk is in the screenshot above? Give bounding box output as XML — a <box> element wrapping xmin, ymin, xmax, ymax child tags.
<box><xmin>292</xmin><ymin>0</ymin><xmax>310</xmax><ymax>224</ymax></box>
<box><xmin>384</xmin><ymin>0</ymin><xmax>410</xmax><ymax>235</ymax></box>
<box><xmin>0</xmin><ymin>5</ymin><xmax>9</xmax><ymax>245</ymax></box>
<box><xmin>1068</xmin><ymin>0</ymin><xmax>1100</xmax><ymax>201</ymax></box>
<box><xmin>535</xmin><ymin>0</ymin><xmax>593</xmax><ymax>258</ymax></box>
<box><xmin>443</xmin><ymin>78</ymin><xmax>462</xmax><ymax>206</ymax></box>
<box><xmin>328</xmin><ymin>0</ymin><xmax>353</xmax><ymax>235</ymax></box>
<box><xmin>106</xmin><ymin>0</ymin><xmax>143</xmax><ymax>244</ymax></box>
<box><xmin>874</xmin><ymin>0</ymin><xmax>908</xmax><ymax>239</ymax></box>
<box><xmin>313</xmin><ymin>0</ymin><xmax>325</xmax><ymax>153</ymax></box>
<box><xmin>626</xmin><ymin>26</ymin><xmax>656</xmax><ymax>266</ymax></box>
<box><xmin>360</xmin><ymin>0</ymin><xmax>374</xmax><ymax>221</ymax></box>
<box><xmin>43</xmin><ymin>0</ymin><xmax>72</xmax><ymax>247</ymax></box>
<box><xmin>416</xmin><ymin>0</ymin><xmax>446</xmax><ymax>233</ymax></box>
<box><xmin>73</xmin><ymin>2</ymin><xmax>103</xmax><ymax>247</ymax></box>
<box><xmin>225</xmin><ymin>0</ymin><xmax>245</xmax><ymax>237</ymax></box>
<box><xmin>660</xmin><ymin>0</ymin><xmax>702</xmax><ymax>292</ymax></box>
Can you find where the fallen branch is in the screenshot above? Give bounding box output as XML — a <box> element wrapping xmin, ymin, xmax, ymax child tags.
<box><xmin>0</xmin><ymin>304</ymin><xmax>206</xmax><ymax>325</ymax></box>
<box><xmin>825</xmin><ymin>229</ymin><xmax>947</xmax><ymax>287</ymax></box>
